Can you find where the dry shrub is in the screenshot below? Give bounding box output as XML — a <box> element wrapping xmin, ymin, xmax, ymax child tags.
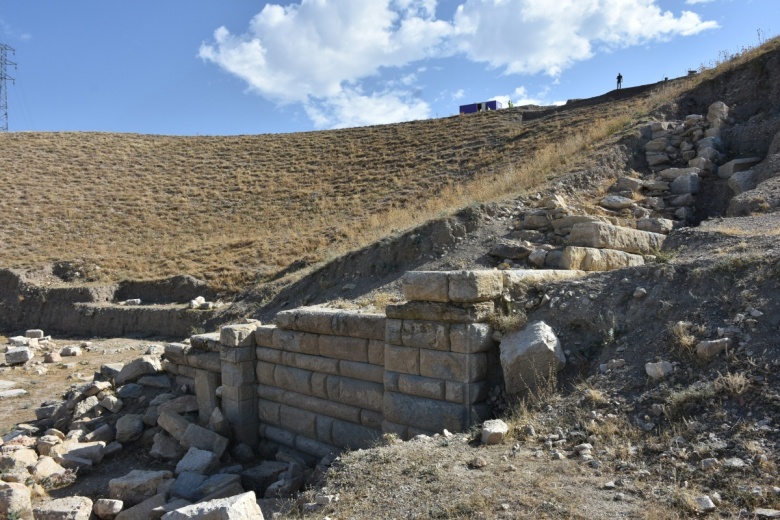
<box><xmin>664</xmin><ymin>381</ymin><xmax>716</xmax><ymax>420</ymax></box>
<box><xmin>668</xmin><ymin>321</ymin><xmax>696</xmax><ymax>350</ymax></box>
<box><xmin>714</xmin><ymin>371</ymin><xmax>750</xmax><ymax>396</ymax></box>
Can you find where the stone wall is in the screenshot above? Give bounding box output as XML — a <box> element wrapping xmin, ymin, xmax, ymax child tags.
<box><xmin>161</xmin><ymin>269</ymin><xmax>586</xmax><ymax>458</ymax></box>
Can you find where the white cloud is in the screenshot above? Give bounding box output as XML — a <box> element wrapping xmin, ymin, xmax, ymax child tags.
<box><xmin>304</xmin><ymin>88</ymin><xmax>431</xmax><ymax>129</ymax></box>
<box><xmin>686</xmin><ymin>0</ymin><xmax>716</xmax><ymax>4</ymax></box>
<box><xmin>452</xmin><ymin>0</ymin><xmax>719</xmax><ymax>76</ymax></box>
<box><xmin>200</xmin><ymin>0</ymin><xmax>718</xmax><ymax>128</ymax></box>
<box><xmin>452</xmin><ymin>88</ymin><xmax>466</xmax><ymax>100</ymax></box>
<box><xmin>199</xmin><ymin>0</ymin><xmax>451</xmax><ymax>105</ymax></box>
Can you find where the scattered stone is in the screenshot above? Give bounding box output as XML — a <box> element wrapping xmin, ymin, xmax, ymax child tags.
<box><xmin>100</xmin><ymin>395</ymin><xmax>124</xmax><ymax>413</ymax></box>
<box><xmin>0</xmin><ymin>482</ymin><xmax>32</xmax><ymax>518</ymax></box>
<box><xmin>115</xmin><ymin>414</ymin><xmax>145</xmax><ymax>443</ymax></box>
<box><xmin>481</xmin><ymin>419</ymin><xmax>509</xmax><ymax>445</ymax></box>
<box><xmin>5</xmin><ymin>347</ymin><xmax>34</xmax><ymax>365</ymax></box>
<box><xmin>115</xmin><ymin>356</ymin><xmax>163</xmax><ymax>386</ymax></box>
<box><xmin>61</xmin><ymin>346</ymin><xmax>83</xmax><ymax>357</ymax></box>
<box><xmin>645</xmin><ymin>361</ymin><xmax>673</xmax><ymax>380</ymax></box>
<box><xmin>696</xmin><ymin>338</ymin><xmax>730</xmax><ymax>361</ymax></box>
<box><xmin>470</xmin><ymin>456</ymin><xmax>488</xmax><ymax>469</ymax></box>
<box><xmin>109</xmin><ymin>470</ymin><xmax>173</xmax><ymax>507</ymax></box>
<box><xmin>695</xmin><ymin>495</ymin><xmax>716</xmax><ymax>513</ymax></box>
<box><xmin>175</xmin><ymin>447</ymin><xmax>219</xmax><ymax>475</ymax></box>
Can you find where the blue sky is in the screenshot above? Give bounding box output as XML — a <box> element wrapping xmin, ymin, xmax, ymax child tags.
<box><xmin>0</xmin><ymin>0</ymin><xmax>776</xmax><ymax>135</ymax></box>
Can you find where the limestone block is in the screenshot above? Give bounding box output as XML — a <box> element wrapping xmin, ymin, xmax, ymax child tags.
<box><xmin>93</xmin><ymin>498</ymin><xmax>123</xmax><ymax>520</ymax></box>
<box><xmin>115</xmin><ymin>414</ymin><xmax>144</xmax><ymax>443</ymax></box>
<box><xmin>255</xmin><ymin>347</ymin><xmax>282</xmax><ymax>364</ymax></box>
<box><xmin>500</xmin><ymin>321</ymin><xmax>565</xmax><ymax>395</ymax></box>
<box><xmin>221</xmin><ymin>361</ymin><xmax>255</xmax><ymax>387</ymax></box>
<box><xmin>272</xmin><ymin>329</ymin><xmax>319</xmax><ymax>355</ymax></box>
<box><xmin>568</xmin><ymin>222</ymin><xmax>665</xmax><ymax>255</ymax></box>
<box><xmin>254</xmin><ymin>325</ymin><xmax>276</xmax><ymax>348</ymax></box>
<box><xmin>115</xmin><ymin>356</ymin><xmax>163</xmax><ymax>386</ymax></box>
<box><xmin>385</xmin><ymin>319</ymin><xmax>403</xmax><ymax>345</ymax></box>
<box><xmin>384</xmin><ymin>372</ymin><xmax>400</xmax><ymax>392</ymax></box>
<box><xmin>481</xmin><ymin>419</ymin><xmax>509</xmax><ymax>445</ymax></box>
<box><xmin>157</xmin><ymin>410</ymin><xmax>191</xmax><ymax>442</ymax></box>
<box><xmin>528</xmin><ymin>249</ymin><xmax>547</xmax><ymax>267</ymax></box>
<box><xmin>402</xmin><ymin>271</ymin><xmax>449</xmax><ymax>302</ymax></box>
<box><xmin>489</xmin><ymin>239</ymin><xmax>533</xmax><ymax>260</ymax></box>
<box><xmin>551</xmin><ymin>215</ymin><xmax>607</xmax><ymax>234</ymax></box>
<box><xmin>170</xmin><ymin>472</ymin><xmax>207</xmax><ymax>500</ymax></box>
<box><xmin>33</xmin><ymin>496</ymin><xmax>93</xmax><ymax>520</ymax></box>
<box><xmin>30</xmin><ymin>456</ymin><xmax>66</xmax><ymax>482</ymax></box>
<box><xmin>194</xmin><ymin>370</ymin><xmax>220</xmax><ymax>425</ymax></box>
<box><xmin>157</xmin><ymin>395</ymin><xmax>198</xmax><ymax>416</ymax></box>
<box><xmin>163</xmin><ymin>343</ymin><xmax>192</xmax><ymax>365</ymax></box>
<box><xmin>707</xmin><ymin>101</ymin><xmax>729</xmax><ymax>123</ymax></box>
<box><xmin>599</xmin><ymin>195</ymin><xmax>634</xmax><ymax>210</ymax></box>
<box><xmin>257</xmin><ymin>399</ymin><xmax>281</xmax><ymax>426</ymax></box>
<box><xmin>615</xmin><ymin>176</ymin><xmax>644</xmax><ymax>192</ymax></box>
<box><xmin>450</xmin><ymin>323</ymin><xmax>493</xmax><ymax>354</ymax></box>
<box><xmin>361</xmin><ymin>409</ymin><xmax>384</xmax><ymax>430</ymax></box>
<box><xmin>689</xmin><ymin>156</ymin><xmax>716</xmax><ymax>173</ymax></box>
<box><xmin>384</xmin><ymin>345</ymin><xmax>419</xmax><ymax>375</ymax></box>
<box><xmin>279</xmin><ymin>405</ymin><xmax>317</xmax><ymax>438</ymax></box>
<box><xmin>718</xmin><ymin>157</ymin><xmax>762</xmax><ymax>178</ymax></box>
<box><xmin>25</xmin><ymin>329</ymin><xmax>44</xmax><ymax>339</ymax></box>
<box><xmin>646</xmin><ymin>152</ymin><xmax>669</xmax><ymax>166</ymax></box>
<box><xmin>220</xmin><ymin>345</ymin><xmax>254</xmax><ymax>364</ymax></box>
<box><xmin>449</xmin><ymin>271</ymin><xmax>503</xmax><ymax>303</ymax></box>
<box><xmin>339</xmin><ymin>361</ymin><xmax>384</xmax><ymax>383</ymax></box>
<box><xmin>194</xmin><ymin>474</ymin><xmax>242</xmax><ymax>502</ymax></box>
<box><xmin>186</xmin><ymin>352</ymin><xmax>221</xmax><ymax>373</ymax></box>
<box><xmin>149</xmin><ymin>431</ymin><xmax>186</xmax><ymax>460</ymax></box>
<box><xmin>659</xmin><ymin>167</ymin><xmax>701</xmax><ymax>180</ymax></box>
<box><xmin>255</xmin><ymin>362</ymin><xmax>277</xmax><ymax>386</ymax></box>
<box><xmin>109</xmin><ymin>469</ymin><xmax>172</xmax><ymax>507</ymax></box>
<box><xmin>219</xmin><ymin>323</ymin><xmax>258</xmax><ymax>348</ymax></box>
<box><xmin>286</xmin><ymin>352</ymin><xmax>339</xmax><ymax>375</ymax></box>
<box><xmin>190</xmin><ymin>332</ymin><xmax>221</xmax><ymax>351</ymax></box>
<box><xmin>331</xmin><ymin>420</ymin><xmax>381</xmax><ymax>450</ymax></box>
<box><xmin>401</xmin><ymin>320</ymin><xmax>450</xmax><ymax>350</ymax></box>
<box><xmin>637</xmin><ymin>217</ymin><xmax>674</xmax><ymax>235</ymax></box>
<box><xmin>670</xmin><ymin>193</ymin><xmax>695</xmax><ymax>207</ymax></box>
<box><xmin>445</xmin><ymin>381</ymin><xmax>488</xmax><ymax>404</ymax></box>
<box><xmin>175</xmin><ymin>447</ymin><xmax>219</xmax><ymax>475</ymax></box>
<box><xmin>276</xmin><ymin>307</ymin><xmax>335</xmax><ymax>335</ymax></box>
<box><xmin>331</xmin><ymin>378</ymin><xmax>384</xmax><ymax>412</ymax></box>
<box><xmin>728</xmin><ymin>170</ymin><xmax>757</xmax><ymax>195</ymax></box>
<box><xmin>274</xmin><ymin>365</ymin><xmax>312</xmax><ymax>394</ymax></box>
<box><xmin>331</xmin><ymin>312</ymin><xmax>386</xmax><ymax>340</ymax></box>
<box><xmin>386</xmin><ymin>301</ymin><xmax>495</xmax><ymax>323</ymax></box>
<box><xmin>398</xmin><ymin>374</ymin><xmax>445</xmax><ymax>400</ymax></box>
<box><xmin>561</xmin><ymin>246</ymin><xmax>645</xmax><ymax>271</ymax></box>
<box><xmin>503</xmin><ymin>269</ymin><xmax>587</xmax><ymax>289</ymax></box>
<box><xmin>644</xmin><ymin>138</ymin><xmax>669</xmax><ymax>152</ymax></box>
<box><xmin>5</xmin><ymin>347</ymin><xmax>33</xmax><ymax>365</ymax></box>
<box><xmin>51</xmin><ymin>441</ymin><xmax>105</xmax><ymax>464</ymax></box>
<box><xmin>521</xmin><ymin>214</ymin><xmax>551</xmax><ymax>230</ymax></box>
<box><xmin>419</xmin><ymin>350</ymin><xmax>487</xmax><ymax>383</ymax></box>
<box><xmin>368</xmin><ymin>340</ymin><xmax>384</xmax><ymax>365</ymax></box>
<box><xmin>383</xmin><ymin>391</ymin><xmax>471</xmax><ymax>433</ymax></box>
<box><xmin>670</xmin><ymin>172</ymin><xmax>700</xmax><ymax>195</ymax></box>
<box><xmin>115</xmin><ymin>493</ymin><xmax>166</xmax><ymax>520</ymax></box>
<box><xmin>318</xmin><ymin>335</ymin><xmax>368</xmax><ymax>362</ymax></box>
<box><xmin>0</xmin><ymin>482</ymin><xmax>32</xmax><ymax>518</ymax></box>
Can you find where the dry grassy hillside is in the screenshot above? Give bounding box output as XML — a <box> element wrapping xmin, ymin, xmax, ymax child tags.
<box><xmin>0</xmin><ymin>89</ymin><xmax>649</xmax><ymax>291</ymax></box>
<box><xmin>3</xmin><ymin>36</ymin><xmax>776</xmax><ymax>292</ymax></box>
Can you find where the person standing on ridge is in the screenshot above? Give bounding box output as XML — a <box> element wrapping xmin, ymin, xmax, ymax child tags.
<box><xmin>617</xmin><ymin>73</ymin><xmax>623</xmax><ymax>89</ymax></box>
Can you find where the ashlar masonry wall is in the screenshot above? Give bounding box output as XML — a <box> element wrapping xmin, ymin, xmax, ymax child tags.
<box><xmin>172</xmin><ymin>270</ymin><xmax>564</xmax><ymax>459</ymax></box>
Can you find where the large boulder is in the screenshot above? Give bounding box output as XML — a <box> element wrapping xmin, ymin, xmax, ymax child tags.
<box><xmin>109</xmin><ymin>470</ymin><xmax>172</xmax><ymax>507</ymax></box>
<box><xmin>115</xmin><ymin>356</ymin><xmax>163</xmax><ymax>386</ymax></box>
<box><xmin>32</xmin><ymin>496</ymin><xmax>93</xmax><ymax>520</ymax></box>
<box><xmin>161</xmin><ymin>491</ymin><xmax>263</xmax><ymax>519</ymax></box>
<box><xmin>0</xmin><ymin>482</ymin><xmax>32</xmax><ymax>519</ymax></box>
<box><xmin>500</xmin><ymin>321</ymin><xmax>566</xmax><ymax>395</ymax></box>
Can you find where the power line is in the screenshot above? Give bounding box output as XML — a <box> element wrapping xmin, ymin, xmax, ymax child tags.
<box><xmin>0</xmin><ymin>43</ymin><xmax>17</xmax><ymax>132</ymax></box>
